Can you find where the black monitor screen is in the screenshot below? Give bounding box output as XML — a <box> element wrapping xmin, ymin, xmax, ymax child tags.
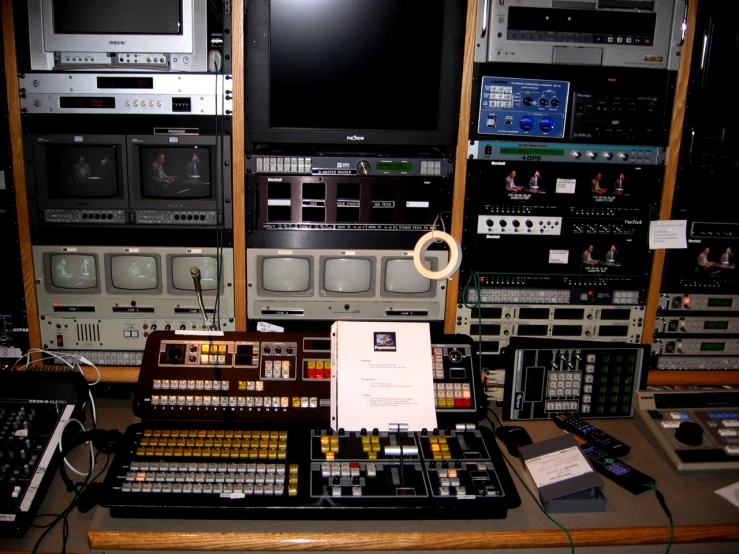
<box><xmin>140</xmin><ymin>147</ymin><xmax>212</xmax><ymax>199</ymax></box>
<box><xmin>52</xmin><ymin>0</ymin><xmax>182</xmax><ymax>35</ymax></box>
<box><xmin>269</xmin><ymin>0</ymin><xmax>445</xmax><ymax>131</ymax></box>
<box><xmin>45</xmin><ymin>145</ymin><xmax>120</xmax><ymax>198</ymax></box>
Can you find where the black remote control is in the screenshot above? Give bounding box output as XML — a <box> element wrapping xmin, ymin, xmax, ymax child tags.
<box><xmin>553</xmin><ymin>414</ymin><xmax>631</xmax><ymax>457</ymax></box>
<box><xmin>580</xmin><ymin>443</ymin><xmax>655</xmax><ymax>495</ymax></box>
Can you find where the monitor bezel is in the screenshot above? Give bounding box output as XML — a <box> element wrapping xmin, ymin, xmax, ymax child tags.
<box><xmin>42</xmin><ymin>252</ymin><xmax>101</xmax><ymax>294</ymax></box>
<box><xmin>166</xmin><ymin>253</ymin><xmax>224</xmax><ymax>296</ymax></box>
<box><xmin>104</xmin><ymin>253</ymin><xmax>163</xmax><ymax>295</ymax></box>
<box><xmin>380</xmin><ymin>256</ymin><xmax>438</xmax><ymax>298</ymax></box>
<box><xmin>127</xmin><ymin>135</ymin><xmax>231</xmax><ymax>218</ymax></box>
<box><xmin>245</xmin><ymin>0</ymin><xmax>465</xmax><ymax>146</ymax></box>
<box><xmin>30</xmin><ymin>134</ymin><xmax>130</xmax><ymax>212</ymax></box>
<box><xmin>319</xmin><ymin>256</ymin><xmax>376</xmax><ymax>298</ymax></box>
<box><xmin>256</xmin><ymin>255</ymin><xmax>314</xmax><ymax>297</ymax></box>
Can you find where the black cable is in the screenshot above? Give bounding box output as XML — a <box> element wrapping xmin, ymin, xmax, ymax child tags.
<box><xmin>644</xmin><ymin>482</ymin><xmax>674</xmax><ymax>553</ymax></box>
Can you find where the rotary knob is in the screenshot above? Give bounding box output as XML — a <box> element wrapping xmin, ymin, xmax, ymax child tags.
<box><xmin>572</xmin><ymin>151</ymin><xmax>582</xmax><ymax>159</ymax></box>
<box><xmin>485</xmin><ymin>219</ymin><xmax>494</xmax><ymax>227</ymax></box>
<box><xmin>603</xmin><ymin>152</ymin><xmax>613</xmax><ymax>161</ymax></box>
<box><xmin>357</xmin><ymin>161</ymin><xmax>371</xmax><ymax>175</ymax></box>
<box><xmin>587</xmin><ymin>151</ymin><xmax>598</xmax><ymax>160</ymax></box>
<box><xmin>519</xmin><ymin>115</ymin><xmax>535</xmax><ymax>131</ymax></box>
<box><xmin>619</xmin><ymin>153</ymin><xmax>629</xmax><ymax>161</ymax></box>
<box><xmin>499</xmin><ymin>219</ymin><xmax>508</xmax><ymax>227</ymax></box>
<box><xmin>539</xmin><ymin>117</ymin><xmax>554</xmax><ymax>133</ymax></box>
<box><xmin>512</xmin><ymin>220</ymin><xmax>521</xmax><ymax>228</ymax></box>
<box><xmin>525</xmin><ymin>220</ymin><xmax>533</xmax><ymax>228</ymax></box>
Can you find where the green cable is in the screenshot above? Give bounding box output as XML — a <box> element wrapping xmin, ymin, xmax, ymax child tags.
<box><xmin>486</xmin><ymin>415</ymin><xmax>576</xmax><ymax>554</ymax></box>
<box><xmin>644</xmin><ymin>482</ymin><xmax>673</xmax><ymax>554</ymax></box>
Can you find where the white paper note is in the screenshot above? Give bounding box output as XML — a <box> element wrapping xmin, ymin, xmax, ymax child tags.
<box><xmin>649</xmin><ymin>220</ymin><xmax>688</xmax><ymax>249</ymax></box>
<box><xmin>525</xmin><ymin>446</ymin><xmax>594</xmax><ymax>489</ymax></box>
<box><xmin>715</xmin><ymin>481</ymin><xmax>739</xmax><ymax>508</ymax></box>
<box><xmin>332</xmin><ymin>321</ymin><xmax>437</xmax><ymax>432</ymax></box>
<box><xmin>549</xmin><ymin>250</ymin><xmax>569</xmax><ymax>264</ymax></box>
<box><xmin>555</xmin><ymin>178</ymin><xmax>577</xmax><ymax>194</ymax></box>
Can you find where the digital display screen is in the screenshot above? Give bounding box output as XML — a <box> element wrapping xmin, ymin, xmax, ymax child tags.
<box><xmin>704</xmin><ymin>321</ymin><xmax>730</xmax><ymax>330</ymax></box>
<box><xmin>270</xmin><ymin>0</ymin><xmax>445</xmax><ymax>131</ymax></box>
<box><xmin>45</xmin><ymin>145</ymin><xmax>120</xmax><ymax>199</ymax></box>
<box><xmin>97</xmin><ymin>77</ymin><xmax>154</xmax><ymax>89</ymax></box>
<box><xmin>701</xmin><ymin>342</ymin><xmax>726</xmax><ymax>351</ymax></box>
<box><xmin>708</xmin><ymin>298</ymin><xmax>733</xmax><ymax>307</ymax></box>
<box><xmin>140</xmin><ymin>146</ymin><xmax>212</xmax><ymax>199</ymax></box>
<box><xmin>52</xmin><ymin>0</ymin><xmax>183</xmax><ymax>35</ymax></box>
<box><xmin>376</xmin><ymin>162</ymin><xmax>413</xmax><ymax>172</ymax></box>
<box><xmin>60</xmin><ymin>97</ymin><xmax>116</xmax><ymax>109</ymax></box>
<box><xmin>500</xmin><ymin>148</ymin><xmax>565</xmax><ymax>156</ymax></box>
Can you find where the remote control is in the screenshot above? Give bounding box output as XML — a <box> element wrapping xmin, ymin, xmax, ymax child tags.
<box><xmin>580</xmin><ymin>443</ymin><xmax>655</xmax><ymax>495</ymax></box>
<box><xmin>553</xmin><ymin>414</ymin><xmax>631</xmax><ymax>457</ymax></box>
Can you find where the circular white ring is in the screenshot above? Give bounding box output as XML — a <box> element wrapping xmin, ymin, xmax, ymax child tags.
<box><xmin>413</xmin><ymin>231</ymin><xmax>462</xmax><ymax>280</ymax></box>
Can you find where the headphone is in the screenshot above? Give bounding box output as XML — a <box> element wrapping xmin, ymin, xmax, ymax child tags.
<box><xmin>58</xmin><ymin>428</ymin><xmax>128</xmax><ymax>513</ymax></box>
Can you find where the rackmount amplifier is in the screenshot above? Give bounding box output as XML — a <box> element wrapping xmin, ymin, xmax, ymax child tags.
<box><xmin>20</xmin><ymin>74</ymin><xmax>232</xmax><ymax>116</ymax></box>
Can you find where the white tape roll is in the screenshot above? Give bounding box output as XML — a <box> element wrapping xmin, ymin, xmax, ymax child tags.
<box><xmin>413</xmin><ymin>231</ymin><xmax>462</xmax><ymax>280</ymax></box>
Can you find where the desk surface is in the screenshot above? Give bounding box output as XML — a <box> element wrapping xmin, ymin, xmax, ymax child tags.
<box><xmin>1</xmin><ymin>399</ymin><xmax>738</xmax><ymax>553</ymax></box>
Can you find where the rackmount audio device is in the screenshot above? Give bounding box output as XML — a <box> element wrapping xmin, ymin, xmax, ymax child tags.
<box><xmin>659</xmin><ymin>293</ymin><xmax>739</xmax><ymax>312</ymax></box>
<box><xmin>472</xmin><ymin>65</ymin><xmax>676</xmax><ymax>146</ymax></box>
<box><xmin>33</xmin><ymin>246</ymin><xmax>234</xmax><ymax>358</ymax></box>
<box><xmin>247</xmin><ymin>248</ymin><xmax>448</xmax><ymax>321</ymax></box>
<box><xmin>474</xmin><ymin>0</ymin><xmax>686</xmax><ymax>70</ymax></box>
<box><xmin>635</xmin><ymin>389</ymin><xmax>739</xmax><ymax>471</ymax></box>
<box><xmin>20</xmin><ymin>74</ymin><xmax>231</xmax><ymax>116</ymax></box>
<box><xmin>100</xmin><ymin>331</ymin><xmax>520</xmax><ymax>519</ymax></box>
<box><xmin>656</xmin><ymin>315</ymin><xmax>739</xmax><ymax>335</ymax></box>
<box><xmin>246</xmin><ymin>155</ymin><xmax>453</xmax><ymax>250</ymax></box>
<box><xmin>502</xmin><ymin>338</ymin><xmax>649</xmax><ymax>421</ymax></box>
<box><xmin>0</xmin><ymin>371</ymin><xmax>88</xmax><ymax>538</ymax></box>
<box><xmin>654</xmin><ymin>338</ymin><xmax>739</xmax><ymax>357</ymax></box>
<box><xmin>478</xmin><ymin>77</ymin><xmax>569</xmax><ymax>138</ymax></box>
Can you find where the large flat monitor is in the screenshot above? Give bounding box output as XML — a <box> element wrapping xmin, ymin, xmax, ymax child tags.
<box><xmin>246</xmin><ymin>0</ymin><xmax>465</xmax><ymax>146</ymax></box>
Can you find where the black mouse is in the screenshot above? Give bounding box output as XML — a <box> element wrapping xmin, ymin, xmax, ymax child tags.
<box><xmin>496</xmin><ymin>426</ymin><xmax>533</xmax><ymax>458</ymax></box>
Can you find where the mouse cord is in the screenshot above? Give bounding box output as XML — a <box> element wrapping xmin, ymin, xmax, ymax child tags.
<box><xmin>487</xmin><ymin>411</ymin><xmax>576</xmax><ymax>554</ymax></box>
<box><xmin>644</xmin><ymin>482</ymin><xmax>674</xmax><ymax>554</ymax></box>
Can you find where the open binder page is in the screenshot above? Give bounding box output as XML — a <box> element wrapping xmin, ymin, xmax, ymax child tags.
<box><xmin>330</xmin><ymin>321</ymin><xmax>438</xmax><ymax>432</ymax></box>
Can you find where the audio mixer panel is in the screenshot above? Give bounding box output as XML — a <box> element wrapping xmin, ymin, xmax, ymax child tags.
<box><xmin>635</xmin><ymin>389</ymin><xmax>739</xmax><ymax>471</ymax></box>
<box><xmin>472</xmin><ymin>65</ymin><xmax>677</xmax><ymax>145</ymax></box>
<box><xmin>502</xmin><ymin>339</ymin><xmax>649</xmax><ymax>421</ymax></box>
<box><xmin>477</xmin><ymin>77</ymin><xmax>569</xmax><ymax>138</ymax></box>
<box><xmin>100</xmin><ymin>331</ymin><xmax>520</xmax><ymax>519</ymax></box>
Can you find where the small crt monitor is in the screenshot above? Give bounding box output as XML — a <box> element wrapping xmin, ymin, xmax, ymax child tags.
<box><xmin>383</xmin><ymin>257</ymin><xmax>434</xmax><ymax>294</ymax></box>
<box><xmin>140</xmin><ymin>146</ymin><xmax>212</xmax><ymax>199</ymax></box>
<box><xmin>44</xmin><ymin>145</ymin><xmax>121</xmax><ymax>199</ymax></box>
<box><xmin>169</xmin><ymin>255</ymin><xmax>220</xmax><ymax>293</ymax></box>
<box><xmin>47</xmin><ymin>253</ymin><xmax>99</xmax><ymax>292</ymax></box>
<box><xmin>107</xmin><ymin>254</ymin><xmax>161</xmax><ymax>292</ymax></box>
<box><xmin>321</xmin><ymin>257</ymin><xmax>374</xmax><ymax>296</ymax></box>
<box><xmin>260</xmin><ymin>256</ymin><xmax>313</xmax><ymax>295</ymax></box>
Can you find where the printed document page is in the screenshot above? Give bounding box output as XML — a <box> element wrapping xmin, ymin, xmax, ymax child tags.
<box><xmin>331</xmin><ymin>321</ymin><xmax>437</xmax><ymax>431</ymax></box>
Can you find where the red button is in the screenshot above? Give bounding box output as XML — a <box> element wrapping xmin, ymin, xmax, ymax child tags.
<box><xmin>307</xmin><ymin>368</ymin><xmax>316</xmax><ymax>379</ymax></box>
<box><xmin>463</xmin><ymin>398</ymin><xmax>472</xmax><ymax>408</ymax></box>
<box><xmin>143</xmin><ymin>332</ymin><xmax>149</xmax><ymax>338</ymax></box>
<box><xmin>323</xmin><ymin>368</ymin><xmax>330</xmax><ymax>378</ymax></box>
<box><xmin>454</xmin><ymin>398</ymin><xmax>463</xmax><ymax>408</ymax></box>
<box><xmin>143</xmin><ymin>324</ymin><xmax>149</xmax><ymax>329</ymax></box>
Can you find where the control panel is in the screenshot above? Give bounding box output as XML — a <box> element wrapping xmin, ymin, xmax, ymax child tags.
<box><xmin>252</xmin><ymin>156</ymin><xmax>452</xmax><ymax>178</ymax></box>
<box><xmin>656</xmin><ymin>338</ymin><xmax>739</xmax><ymax>356</ymax></box>
<box><xmin>502</xmin><ymin>339</ymin><xmax>649</xmax><ymax>420</ymax></box>
<box><xmin>133</xmin><ymin>211</ymin><xmax>218</xmax><ymax>225</ymax></box>
<box><xmin>41</xmin><ymin>209</ymin><xmax>127</xmax><ymax>225</ymax></box>
<box><xmin>478</xmin><ymin>77</ymin><xmax>569</xmax><ymax>138</ymax></box>
<box><xmin>658</xmin><ymin>316</ymin><xmax>739</xmax><ymax>334</ymax></box>
<box><xmin>660</xmin><ymin>294</ymin><xmax>739</xmax><ymax>312</ymax></box>
<box><xmin>469</xmin><ymin>141</ymin><xmax>666</xmax><ymax>165</ymax></box>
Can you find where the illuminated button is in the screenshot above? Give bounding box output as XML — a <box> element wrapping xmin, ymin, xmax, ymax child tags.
<box><xmin>292</xmin><ymin>397</ymin><xmax>301</xmax><ymax>408</ymax></box>
<box><xmin>202</xmin><ymin>345</ymin><xmax>210</xmax><ymax>354</ymax></box>
<box><xmin>281</xmin><ymin>397</ymin><xmax>289</xmax><ymax>408</ymax></box>
<box><xmin>218</xmin><ymin>355</ymin><xmax>226</xmax><ymax>363</ymax></box>
<box><xmin>200</xmin><ymin>355</ymin><xmax>209</xmax><ymax>364</ymax></box>
<box><xmin>209</xmin><ymin>355</ymin><xmax>217</xmax><ymax>364</ymax></box>
<box><xmin>219</xmin><ymin>345</ymin><xmax>227</xmax><ymax>353</ymax></box>
<box><xmin>316</xmin><ymin>361</ymin><xmax>324</xmax><ymax>369</ymax></box>
<box><xmin>256</xmin><ymin>381</ymin><xmax>264</xmax><ymax>392</ymax></box>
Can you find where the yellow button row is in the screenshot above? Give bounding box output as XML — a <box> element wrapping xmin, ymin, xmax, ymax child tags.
<box><xmin>427</xmin><ymin>436</ymin><xmax>448</xmax><ymax>444</ymax></box>
<box><xmin>142</xmin><ymin>429</ymin><xmax>286</xmax><ymax>440</ymax></box>
<box><xmin>436</xmin><ymin>398</ymin><xmax>457</xmax><ymax>408</ymax></box>
<box><xmin>362</xmin><ymin>444</ymin><xmax>382</xmax><ymax>453</ymax></box>
<box><xmin>306</xmin><ymin>361</ymin><xmax>331</xmax><ymax>369</ymax></box>
<box><xmin>201</xmin><ymin>344</ymin><xmax>227</xmax><ymax>354</ymax></box>
<box><xmin>139</xmin><ymin>438</ymin><xmax>287</xmax><ymax>450</ymax></box>
<box><xmin>134</xmin><ymin>447</ymin><xmax>286</xmax><ymax>459</ymax></box>
<box><xmin>430</xmin><ymin>443</ymin><xmax>450</xmax><ymax>453</ymax></box>
<box><xmin>431</xmin><ymin>452</ymin><xmax>453</xmax><ymax>460</ymax></box>
<box><xmin>360</xmin><ymin>436</ymin><xmax>381</xmax><ymax>445</ymax></box>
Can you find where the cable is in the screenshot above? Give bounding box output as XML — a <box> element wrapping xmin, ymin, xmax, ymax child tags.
<box><xmin>57</xmin><ymin>418</ymin><xmax>95</xmax><ymax>477</ymax></box>
<box><xmin>487</xmin><ymin>410</ymin><xmax>576</xmax><ymax>554</ymax></box>
<box><xmin>644</xmin><ymin>482</ymin><xmax>674</xmax><ymax>554</ymax></box>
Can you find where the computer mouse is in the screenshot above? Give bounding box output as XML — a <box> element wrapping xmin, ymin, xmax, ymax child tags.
<box><xmin>495</xmin><ymin>426</ymin><xmax>533</xmax><ymax>458</ymax></box>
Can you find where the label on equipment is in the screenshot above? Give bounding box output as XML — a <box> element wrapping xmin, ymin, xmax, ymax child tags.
<box><xmin>549</xmin><ymin>250</ymin><xmax>569</xmax><ymax>264</ymax></box>
<box><xmin>556</xmin><ymin>178</ymin><xmax>577</xmax><ymax>194</ymax></box>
